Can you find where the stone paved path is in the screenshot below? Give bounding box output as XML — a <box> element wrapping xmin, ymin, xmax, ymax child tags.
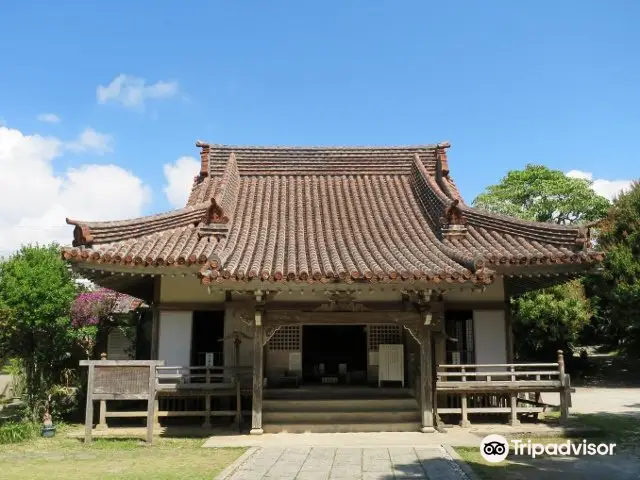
<box><xmin>219</xmin><ymin>446</ymin><xmax>470</xmax><ymax>480</ymax></box>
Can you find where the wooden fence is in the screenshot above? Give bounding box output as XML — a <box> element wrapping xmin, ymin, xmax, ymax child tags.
<box><xmin>436</xmin><ymin>350</ymin><xmax>573</xmax><ymax>427</ymax></box>
<box><xmin>89</xmin><ymin>362</ymin><xmax>253</xmax><ymax>435</ymax></box>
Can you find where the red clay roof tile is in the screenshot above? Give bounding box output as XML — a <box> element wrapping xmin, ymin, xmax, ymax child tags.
<box><xmin>61</xmin><ymin>143</ymin><xmax>602</xmax><ymax>284</ymax></box>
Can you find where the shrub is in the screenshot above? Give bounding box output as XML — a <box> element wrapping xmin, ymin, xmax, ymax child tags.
<box><xmin>0</xmin><ymin>421</ymin><xmax>38</xmax><ymax>444</ymax></box>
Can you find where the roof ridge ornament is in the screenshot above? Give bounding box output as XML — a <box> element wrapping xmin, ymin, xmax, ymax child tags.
<box><xmin>575</xmin><ymin>220</ymin><xmax>600</xmax><ymax>251</ymax></box>
<box><xmin>440</xmin><ymin>199</ymin><xmax>468</xmax><ymax>236</ymax></box>
<box><xmin>196</xmin><ymin>140</ymin><xmax>210</xmax><ymax>181</ymax></box>
<box><xmin>66</xmin><ymin>218</ymin><xmax>94</xmax><ymax>247</ymax></box>
<box><xmin>204</xmin><ymin>197</ymin><xmax>229</xmax><ymax>224</ymax></box>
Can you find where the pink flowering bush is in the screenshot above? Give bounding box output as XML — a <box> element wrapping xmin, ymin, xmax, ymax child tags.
<box><xmin>70</xmin><ymin>290</ymin><xmax>119</xmax><ymax>328</ymax></box>
<box><xmin>70</xmin><ymin>289</ymin><xmax>120</xmax><ymax>358</ymax></box>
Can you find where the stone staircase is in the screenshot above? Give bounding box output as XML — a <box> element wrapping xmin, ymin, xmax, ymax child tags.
<box><xmin>262</xmin><ymin>387</ymin><xmax>421</xmax><ymax>433</ymax></box>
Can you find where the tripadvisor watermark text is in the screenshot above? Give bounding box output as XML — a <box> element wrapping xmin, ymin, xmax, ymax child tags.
<box><xmin>480</xmin><ymin>434</ymin><xmax>616</xmax><ymax>463</ymax></box>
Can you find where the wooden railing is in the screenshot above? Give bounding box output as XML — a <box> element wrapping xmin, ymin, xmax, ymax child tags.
<box><xmin>154</xmin><ymin>365</ymin><xmax>253</xmax><ymax>428</ymax></box>
<box><xmin>94</xmin><ymin>362</ymin><xmax>254</xmax><ymax>432</ymax></box>
<box><xmin>436</xmin><ymin>350</ymin><xmax>572</xmax><ymax>427</ymax></box>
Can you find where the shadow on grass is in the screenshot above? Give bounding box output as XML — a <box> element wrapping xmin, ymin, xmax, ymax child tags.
<box><xmin>455</xmin><ymin>411</ymin><xmax>640</xmax><ymax>480</ymax></box>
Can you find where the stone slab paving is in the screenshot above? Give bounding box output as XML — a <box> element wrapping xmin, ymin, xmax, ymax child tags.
<box><xmin>217</xmin><ymin>446</ymin><xmax>471</xmax><ymax>480</ymax></box>
<box><xmin>203</xmin><ymin>431</ymin><xmax>480</xmax><ymax>448</ymax></box>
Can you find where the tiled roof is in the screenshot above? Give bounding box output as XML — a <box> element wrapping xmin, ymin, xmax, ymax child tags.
<box><xmin>62</xmin><ymin>142</ymin><xmax>603</xmax><ymax>285</ymax></box>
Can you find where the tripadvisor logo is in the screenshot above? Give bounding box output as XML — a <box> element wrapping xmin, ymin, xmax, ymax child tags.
<box><xmin>480</xmin><ymin>434</ymin><xmax>510</xmax><ymax>463</ymax></box>
<box><xmin>480</xmin><ymin>434</ymin><xmax>617</xmax><ymax>463</ymax></box>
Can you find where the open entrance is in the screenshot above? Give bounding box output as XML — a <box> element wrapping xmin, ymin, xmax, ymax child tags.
<box><xmin>302</xmin><ymin>325</ymin><xmax>367</xmax><ymax>385</ymax></box>
<box><xmin>190</xmin><ymin>310</ymin><xmax>225</xmax><ymax>367</ymax></box>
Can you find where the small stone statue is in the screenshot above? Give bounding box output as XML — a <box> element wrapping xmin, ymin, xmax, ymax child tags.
<box><xmin>43</xmin><ymin>411</ymin><xmax>53</xmax><ymax>428</ymax></box>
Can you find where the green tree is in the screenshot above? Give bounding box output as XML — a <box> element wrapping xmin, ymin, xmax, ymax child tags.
<box><xmin>473</xmin><ymin>165</ymin><xmax>609</xmax><ymax>361</ymax></box>
<box><xmin>0</xmin><ymin>244</ymin><xmax>79</xmax><ymax>420</ymax></box>
<box><xmin>586</xmin><ymin>181</ymin><xmax>640</xmax><ymax>353</ymax></box>
<box><xmin>512</xmin><ymin>280</ymin><xmax>591</xmax><ymax>360</ymax></box>
<box><xmin>473</xmin><ymin>164</ymin><xmax>610</xmax><ymax>224</ymax></box>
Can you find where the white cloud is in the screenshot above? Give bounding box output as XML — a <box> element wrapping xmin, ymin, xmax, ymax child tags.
<box><xmin>65</xmin><ymin>127</ymin><xmax>113</xmax><ymax>155</ymax></box>
<box><xmin>36</xmin><ymin>113</ymin><xmax>61</xmax><ymax>124</ymax></box>
<box><xmin>0</xmin><ymin>125</ymin><xmax>151</xmax><ymax>257</ymax></box>
<box><xmin>163</xmin><ymin>156</ymin><xmax>200</xmax><ymax>209</ymax></box>
<box><xmin>97</xmin><ymin>74</ymin><xmax>179</xmax><ymax>109</ymax></box>
<box><xmin>566</xmin><ymin>170</ymin><xmax>633</xmax><ymax>201</ymax></box>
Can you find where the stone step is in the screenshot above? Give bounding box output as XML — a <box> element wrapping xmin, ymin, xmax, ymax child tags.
<box><xmin>263</xmin><ymin>410</ymin><xmax>421</xmax><ymax>423</ymax></box>
<box><xmin>263</xmin><ymin>398</ymin><xmax>419</xmax><ymax>411</ymax></box>
<box><xmin>263</xmin><ymin>422</ymin><xmax>422</xmax><ymax>434</ymax></box>
<box><xmin>264</xmin><ymin>387</ymin><xmax>413</xmax><ymax>401</ymax></box>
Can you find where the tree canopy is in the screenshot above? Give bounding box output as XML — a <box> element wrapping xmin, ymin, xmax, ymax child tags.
<box><xmin>473</xmin><ymin>164</ymin><xmax>610</xmax><ymax>361</ymax></box>
<box><xmin>586</xmin><ymin>181</ymin><xmax>640</xmax><ymax>353</ymax></box>
<box><xmin>0</xmin><ymin>244</ymin><xmax>79</xmax><ymax>420</ymax></box>
<box><xmin>473</xmin><ymin>164</ymin><xmax>610</xmax><ymax>224</ymax></box>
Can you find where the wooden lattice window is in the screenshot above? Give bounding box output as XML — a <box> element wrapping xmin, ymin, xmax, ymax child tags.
<box><xmin>268</xmin><ymin>325</ymin><xmax>301</xmax><ymax>351</ymax></box>
<box><xmin>368</xmin><ymin>324</ymin><xmax>402</xmax><ymax>351</ymax></box>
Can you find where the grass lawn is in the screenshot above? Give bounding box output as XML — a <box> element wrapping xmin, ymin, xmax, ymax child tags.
<box><xmin>455</xmin><ymin>413</ymin><xmax>640</xmax><ymax>480</ymax></box>
<box><xmin>0</xmin><ymin>424</ymin><xmax>245</xmax><ymax>480</ymax></box>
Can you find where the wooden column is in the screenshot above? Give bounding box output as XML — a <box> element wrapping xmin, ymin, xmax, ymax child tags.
<box><xmin>558</xmin><ymin>350</ymin><xmax>569</xmax><ymax>423</ymax></box>
<box><xmin>84</xmin><ymin>364</ymin><xmax>95</xmax><ymax>444</ymax></box>
<box><xmin>150</xmin><ymin>308</ymin><xmax>160</xmax><ymax>360</ymax></box>
<box><xmin>96</xmin><ymin>353</ymin><xmax>108</xmax><ymax>430</ymax></box>
<box><xmin>250</xmin><ymin>308</ymin><xmax>264</xmax><ymax>435</ymax></box>
<box><xmin>420</xmin><ymin>327</ymin><xmax>435</xmax><ymax>433</ymax></box>
<box><xmin>504</xmin><ymin>302</ymin><xmax>515</xmax><ymax>363</ymax></box>
<box><xmin>459</xmin><ymin>366</ymin><xmax>470</xmax><ymax>427</ymax></box>
<box><xmin>509</xmin><ymin>365</ymin><xmax>520</xmax><ymax>426</ymax></box>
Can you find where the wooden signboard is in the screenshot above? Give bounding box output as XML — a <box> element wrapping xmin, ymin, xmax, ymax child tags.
<box><xmin>79</xmin><ymin>360</ymin><xmax>165</xmax><ymax>444</ymax></box>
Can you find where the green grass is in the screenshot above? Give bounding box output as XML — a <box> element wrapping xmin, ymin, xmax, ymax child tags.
<box><xmin>455</xmin><ymin>413</ymin><xmax>640</xmax><ymax>480</ymax></box>
<box><xmin>0</xmin><ymin>424</ymin><xmax>245</xmax><ymax>480</ymax></box>
<box><xmin>0</xmin><ymin>421</ymin><xmax>39</xmax><ymax>444</ymax></box>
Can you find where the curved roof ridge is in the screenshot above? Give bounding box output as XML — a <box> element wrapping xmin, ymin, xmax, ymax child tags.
<box><xmin>196</xmin><ymin>141</ymin><xmax>449</xmax><ymax>150</ymax></box>
<box><xmin>66</xmin><ymin>202</ymin><xmax>209</xmax><ymax>247</ymax></box>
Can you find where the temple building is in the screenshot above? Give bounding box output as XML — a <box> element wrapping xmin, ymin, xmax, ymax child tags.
<box><xmin>62</xmin><ymin>142</ymin><xmax>601</xmax><ymax>433</ymax></box>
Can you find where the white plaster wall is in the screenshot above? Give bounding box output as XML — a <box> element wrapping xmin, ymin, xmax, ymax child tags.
<box><xmin>158</xmin><ymin>311</ymin><xmax>193</xmax><ymax>367</ymax></box>
<box><xmin>473</xmin><ymin>310</ymin><xmax>507</xmax><ymax>370</ymax></box>
<box><xmin>444</xmin><ymin>278</ymin><xmax>505</xmax><ymax>302</ymax></box>
<box><xmin>159</xmin><ymin>275</ymin><xmax>226</xmax><ymax>304</ymax></box>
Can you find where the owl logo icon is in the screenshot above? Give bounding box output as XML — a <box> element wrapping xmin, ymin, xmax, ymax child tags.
<box><xmin>480</xmin><ymin>434</ymin><xmax>510</xmax><ymax>463</ymax></box>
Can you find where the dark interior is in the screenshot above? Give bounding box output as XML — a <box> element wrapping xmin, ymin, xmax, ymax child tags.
<box><xmin>190</xmin><ymin>310</ymin><xmax>225</xmax><ymax>367</ymax></box>
<box><xmin>302</xmin><ymin>325</ymin><xmax>368</xmax><ymax>384</ymax></box>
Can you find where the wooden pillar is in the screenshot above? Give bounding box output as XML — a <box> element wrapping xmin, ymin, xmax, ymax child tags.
<box><xmin>96</xmin><ymin>353</ymin><xmax>108</xmax><ymax>430</ymax></box>
<box><xmin>558</xmin><ymin>350</ymin><xmax>569</xmax><ymax>423</ymax></box>
<box><xmin>150</xmin><ymin>308</ymin><xmax>160</xmax><ymax>360</ymax></box>
<box><xmin>509</xmin><ymin>366</ymin><xmax>520</xmax><ymax>426</ymax></box>
<box><xmin>150</xmin><ymin>277</ymin><xmax>161</xmax><ymax>360</ymax></box>
<box><xmin>459</xmin><ymin>367</ymin><xmax>470</xmax><ymax>427</ymax></box>
<box><xmin>84</xmin><ymin>364</ymin><xmax>95</xmax><ymax>444</ymax></box>
<box><xmin>504</xmin><ymin>302</ymin><xmax>515</xmax><ymax>363</ymax></box>
<box><xmin>250</xmin><ymin>309</ymin><xmax>264</xmax><ymax>435</ymax></box>
<box><xmin>153</xmin><ymin>399</ymin><xmax>161</xmax><ymax>429</ymax></box>
<box><xmin>420</xmin><ymin>327</ymin><xmax>435</xmax><ymax>433</ymax></box>
<box><xmin>202</xmin><ymin>394</ymin><xmax>212</xmax><ymax>428</ymax></box>
<box><xmin>96</xmin><ymin>401</ymin><xmax>108</xmax><ymax>431</ymax></box>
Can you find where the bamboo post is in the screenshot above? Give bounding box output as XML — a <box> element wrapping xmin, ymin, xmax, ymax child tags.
<box><xmin>459</xmin><ymin>366</ymin><xmax>470</xmax><ymax>428</ymax></box>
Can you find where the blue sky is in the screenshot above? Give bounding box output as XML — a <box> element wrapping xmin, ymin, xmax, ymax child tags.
<box><xmin>0</xmin><ymin>1</ymin><xmax>638</xmax><ymax>252</ymax></box>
